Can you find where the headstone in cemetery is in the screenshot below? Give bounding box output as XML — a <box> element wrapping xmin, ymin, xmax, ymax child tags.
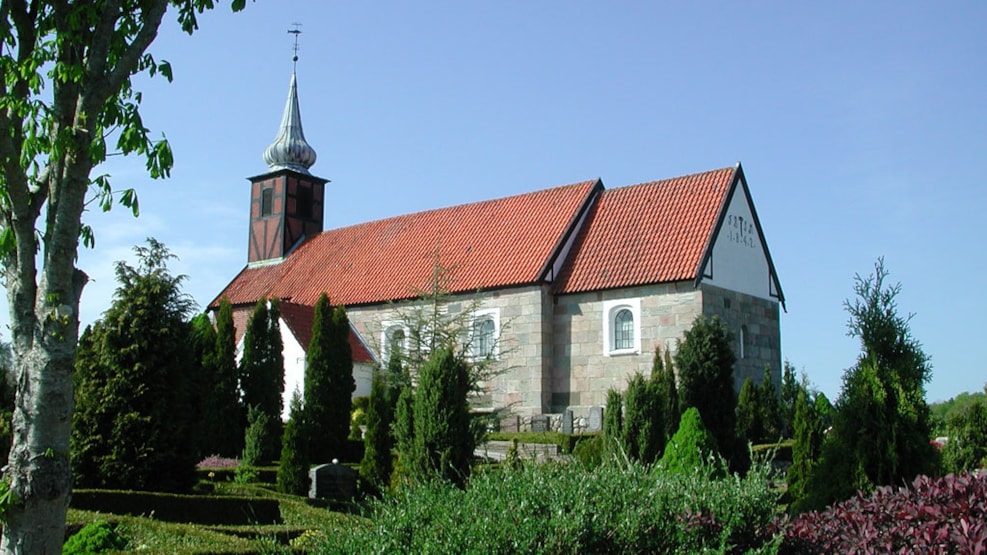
<box><xmin>530</xmin><ymin>415</ymin><xmax>549</xmax><ymax>433</ymax></box>
<box><xmin>562</xmin><ymin>410</ymin><xmax>574</xmax><ymax>434</ymax></box>
<box><xmin>309</xmin><ymin>459</ymin><xmax>357</xmax><ymax>501</ymax></box>
<box><xmin>500</xmin><ymin>415</ymin><xmax>520</xmax><ymax>433</ymax></box>
<box><xmin>588</xmin><ymin>406</ymin><xmax>604</xmax><ymax>432</ymax></box>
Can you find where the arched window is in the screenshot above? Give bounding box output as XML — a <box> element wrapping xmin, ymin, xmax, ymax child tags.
<box><xmin>603</xmin><ymin>298</ymin><xmax>642</xmax><ymax>355</ymax></box>
<box><xmin>473</xmin><ymin>317</ymin><xmax>496</xmax><ymax>359</ymax></box>
<box><xmin>384</xmin><ymin>325</ymin><xmax>407</xmax><ymax>362</ymax></box>
<box><xmin>614</xmin><ymin>309</ymin><xmax>634</xmax><ymax>350</ymax></box>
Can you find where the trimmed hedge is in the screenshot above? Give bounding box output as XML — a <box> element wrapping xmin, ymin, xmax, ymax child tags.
<box><xmin>71</xmin><ymin>490</ymin><xmax>282</xmax><ymax>525</ymax></box>
<box><xmin>485</xmin><ymin>432</ymin><xmax>597</xmax><ymax>454</ymax></box>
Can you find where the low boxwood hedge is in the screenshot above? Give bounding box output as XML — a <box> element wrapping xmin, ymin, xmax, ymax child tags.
<box><xmin>71</xmin><ymin>490</ymin><xmax>282</xmax><ymax>525</ymax></box>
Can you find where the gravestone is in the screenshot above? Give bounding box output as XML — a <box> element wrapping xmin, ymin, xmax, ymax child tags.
<box><xmin>588</xmin><ymin>406</ymin><xmax>604</xmax><ymax>432</ymax></box>
<box><xmin>309</xmin><ymin>459</ymin><xmax>357</xmax><ymax>501</ymax></box>
<box><xmin>562</xmin><ymin>410</ymin><xmax>574</xmax><ymax>434</ymax></box>
<box><xmin>530</xmin><ymin>415</ymin><xmax>549</xmax><ymax>433</ymax></box>
<box><xmin>500</xmin><ymin>415</ymin><xmax>519</xmax><ymax>433</ymax></box>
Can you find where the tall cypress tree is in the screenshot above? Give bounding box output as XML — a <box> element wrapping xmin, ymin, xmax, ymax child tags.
<box><xmin>239</xmin><ymin>297</ymin><xmax>284</xmax><ymax>463</ymax></box>
<box><xmin>278</xmin><ymin>389</ymin><xmax>310</xmax><ymax>496</ymax></box>
<box><xmin>71</xmin><ymin>239</ymin><xmax>198</xmax><ymax>492</ymax></box>
<box><xmin>735</xmin><ymin>377</ymin><xmax>762</xmax><ymax>446</ymax></box>
<box><xmin>213</xmin><ymin>297</ymin><xmax>243</xmax><ymax>457</ymax></box>
<box><xmin>676</xmin><ymin>315</ymin><xmax>738</xmax><ymax>462</ymax></box>
<box><xmin>304</xmin><ymin>294</ymin><xmax>356</xmax><ymax>463</ymax></box>
<box><xmin>409</xmin><ymin>348</ymin><xmax>472</xmax><ymax>487</ymax></box>
<box><xmin>603</xmin><ymin>389</ymin><xmax>623</xmax><ymax>456</ymax></box>
<box><xmin>190</xmin><ymin>313</ymin><xmax>218</xmax><ymax>459</ymax></box>
<box><xmin>657</xmin><ymin>348</ymin><xmax>680</xmax><ymax>440</ymax></box>
<box><xmin>787</xmin><ymin>388</ymin><xmax>824</xmax><ymax>512</ymax></box>
<box><xmin>361</xmin><ymin>354</ymin><xmax>401</xmax><ymax>489</ymax></box>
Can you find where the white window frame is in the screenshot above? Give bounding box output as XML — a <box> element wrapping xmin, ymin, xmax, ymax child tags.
<box><xmin>468</xmin><ymin>308</ymin><xmax>500</xmax><ymax>361</ymax></box>
<box><xmin>381</xmin><ymin>321</ymin><xmax>409</xmax><ymax>363</ymax></box>
<box><xmin>603</xmin><ymin>298</ymin><xmax>641</xmax><ymax>356</ymax></box>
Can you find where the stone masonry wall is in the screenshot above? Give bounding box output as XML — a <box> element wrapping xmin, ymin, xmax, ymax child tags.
<box><xmin>346</xmin><ymin>285</ymin><xmax>551</xmax><ymax>416</ymax></box>
<box><xmin>699</xmin><ymin>283</ymin><xmax>782</xmax><ymax>393</ymax></box>
<box><xmin>551</xmin><ymin>281</ymin><xmax>703</xmax><ymax>415</ymax></box>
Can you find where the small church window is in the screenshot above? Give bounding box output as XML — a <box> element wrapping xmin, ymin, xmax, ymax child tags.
<box><xmin>297</xmin><ymin>186</ymin><xmax>313</xmax><ymax>219</ymax></box>
<box><xmin>473</xmin><ymin>317</ymin><xmax>496</xmax><ymax>359</ymax></box>
<box><xmin>261</xmin><ymin>187</ymin><xmax>274</xmax><ymax>217</ymax></box>
<box><xmin>614</xmin><ymin>309</ymin><xmax>634</xmax><ymax>350</ymax></box>
<box><xmin>603</xmin><ymin>298</ymin><xmax>641</xmax><ymax>356</ymax></box>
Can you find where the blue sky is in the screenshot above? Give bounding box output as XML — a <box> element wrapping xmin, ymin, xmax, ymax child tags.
<box><xmin>7</xmin><ymin>1</ymin><xmax>985</xmax><ymax>402</ymax></box>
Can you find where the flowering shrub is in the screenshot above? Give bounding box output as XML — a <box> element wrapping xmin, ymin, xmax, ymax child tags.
<box><xmin>782</xmin><ymin>472</ymin><xmax>987</xmax><ymax>554</ymax></box>
<box><xmin>196</xmin><ymin>454</ymin><xmax>240</xmax><ymax>468</ymax></box>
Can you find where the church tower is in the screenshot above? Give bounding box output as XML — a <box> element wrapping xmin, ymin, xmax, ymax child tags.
<box><xmin>247</xmin><ymin>69</ymin><xmax>328</xmax><ymax>265</ymax></box>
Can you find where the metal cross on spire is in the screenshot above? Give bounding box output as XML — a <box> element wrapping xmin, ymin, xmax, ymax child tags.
<box><xmin>289</xmin><ymin>23</ymin><xmax>302</xmax><ymax>70</ymax></box>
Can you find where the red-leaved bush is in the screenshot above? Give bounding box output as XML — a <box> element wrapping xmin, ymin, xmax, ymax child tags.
<box><xmin>781</xmin><ymin>471</ymin><xmax>987</xmax><ymax>554</ymax></box>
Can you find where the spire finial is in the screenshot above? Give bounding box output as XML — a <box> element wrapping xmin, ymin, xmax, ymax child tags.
<box><xmin>289</xmin><ymin>23</ymin><xmax>302</xmax><ymax>70</ymax></box>
<box><xmin>262</xmin><ymin>24</ymin><xmax>317</xmax><ymax>174</ymax></box>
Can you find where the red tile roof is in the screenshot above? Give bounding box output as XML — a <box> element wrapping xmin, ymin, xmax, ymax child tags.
<box><xmin>279</xmin><ymin>301</ymin><xmax>375</xmax><ymax>363</ymax></box>
<box><xmin>553</xmin><ymin>166</ymin><xmax>737</xmax><ymax>294</ymax></box>
<box><xmin>214</xmin><ymin>179</ymin><xmax>600</xmax><ymax>308</ymax></box>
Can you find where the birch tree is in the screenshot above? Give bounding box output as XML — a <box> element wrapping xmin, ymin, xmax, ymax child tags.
<box><xmin>0</xmin><ymin>2</ymin><xmax>244</xmax><ymax>552</ymax></box>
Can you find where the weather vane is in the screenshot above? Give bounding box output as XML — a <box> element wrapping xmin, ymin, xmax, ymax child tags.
<box><xmin>289</xmin><ymin>23</ymin><xmax>302</xmax><ymax>69</ymax></box>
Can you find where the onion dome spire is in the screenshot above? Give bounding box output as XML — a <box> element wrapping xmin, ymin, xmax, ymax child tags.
<box><xmin>263</xmin><ymin>71</ymin><xmax>317</xmax><ymax>174</ymax></box>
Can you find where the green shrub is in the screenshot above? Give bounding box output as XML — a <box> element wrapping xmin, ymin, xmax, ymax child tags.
<box><xmin>62</xmin><ymin>520</ymin><xmax>128</xmax><ymax>554</ymax></box>
<box><xmin>572</xmin><ymin>434</ymin><xmax>605</xmax><ymax>468</ymax></box>
<box><xmin>659</xmin><ymin>407</ymin><xmax>722</xmax><ymax>476</ymax></box>
<box><xmin>315</xmin><ymin>458</ymin><xmax>780</xmax><ymax>554</ymax></box>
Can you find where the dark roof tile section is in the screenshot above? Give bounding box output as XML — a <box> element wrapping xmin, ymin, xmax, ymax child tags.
<box><xmin>554</xmin><ymin>167</ymin><xmax>736</xmax><ymax>294</ymax></box>
<box><xmin>279</xmin><ymin>301</ymin><xmax>374</xmax><ymax>363</ymax></box>
<box><xmin>215</xmin><ymin>179</ymin><xmax>600</xmax><ymax>308</ymax></box>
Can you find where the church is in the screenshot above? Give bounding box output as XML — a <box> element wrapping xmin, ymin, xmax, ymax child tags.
<box><xmin>211</xmin><ymin>69</ymin><xmax>785</xmax><ymax>425</ymax></box>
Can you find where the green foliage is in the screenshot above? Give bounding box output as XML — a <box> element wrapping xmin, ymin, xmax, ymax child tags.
<box><xmin>736</xmin><ymin>369</ymin><xmax>784</xmax><ymax>446</ymax></box>
<box><xmin>62</xmin><ymin>520</ymin><xmax>128</xmax><ymax>555</ymax></box>
<box><xmin>941</xmin><ymin>399</ymin><xmax>987</xmax><ymax>474</ymax></box>
<box><xmin>407</xmin><ymin>348</ymin><xmax>473</xmax><ymax>487</ymax></box>
<box><xmin>318</xmin><ymin>458</ymin><xmax>780</xmax><ymax>554</ymax></box>
<box><xmin>676</xmin><ymin>315</ymin><xmax>738</xmax><ymax>462</ymax></box>
<box><xmin>622</xmin><ymin>372</ymin><xmax>664</xmax><ymax>464</ymax></box>
<box><xmin>242</xmin><ymin>405</ymin><xmax>272</xmax><ymax>468</ymax></box>
<box><xmin>239</xmin><ymin>298</ymin><xmax>284</xmax><ymax>462</ymax></box>
<box><xmin>210</xmin><ymin>297</ymin><xmax>244</xmax><ymax>457</ymax></box>
<box><xmin>805</xmin><ymin>259</ymin><xmax>938</xmax><ymax>510</ymax></box>
<box><xmin>277</xmin><ymin>390</ymin><xmax>310</xmax><ymax>496</ymax></box>
<box><xmin>787</xmin><ymin>389</ymin><xmax>827</xmax><ymax>513</ymax></box>
<box><xmin>603</xmin><ymin>388</ymin><xmax>623</xmax><ymax>454</ymax></box>
<box><xmin>657</xmin><ymin>347</ymin><xmax>681</xmax><ymax>441</ymax></box>
<box><xmin>659</xmin><ymin>407</ymin><xmax>722</xmax><ymax>476</ymax></box>
<box><xmin>304</xmin><ymin>294</ymin><xmax>355</xmax><ymax>463</ymax></box>
<box><xmin>930</xmin><ymin>388</ymin><xmax>987</xmax><ymax>436</ymax></box>
<box><xmin>360</xmin><ymin>356</ymin><xmax>400</xmax><ymax>489</ymax></box>
<box><xmin>572</xmin><ymin>434</ymin><xmax>606</xmax><ymax>468</ymax></box>
<box><xmin>71</xmin><ymin>239</ymin><xmax>198</xmax><ymax>492</ymax></box>
<box><xmin>392</xmin><ymin>384</ymin><xmax>416</xmax><ymax>486</ymax></box>
<box><xmin>780</xmin><ymin>360</ymin><xmax>801</xmax><ymax>437</ymax></box>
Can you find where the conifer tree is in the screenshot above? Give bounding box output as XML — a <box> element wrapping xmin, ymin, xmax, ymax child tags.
<box><xmin>806</xmin><ymin>260</ymin><xmax>937</xmax><ymax>509</ymax></box>
<box><xmin>676</xmin><ymin>315</ymin><xmax>738</xmax><ymax>461</ymax></box>
<box><xmin>409</xmin><ymin>348</ymin><xmax>472</xmax><ymax>486</ymax></box>
<box><xmin>603</xmin><ymin>389</ymin><xmax>624</xmax><ymax>455</ymax></box>
<box><xmin>189</xmin><ymin>313</ymin><xmax>218</xmax><ymax>458</ymax></box>
<box><xmin>213</xmin><ymin>297</ymin><xmax>244</xmax><ymax>457</ymax></box>
<box><xmin>735</xmin><ymin>377</ymin><xmax>762</xmax><ymax>447</ymax></box>
<box><xmin>278</xmin><ymin>390</ymin><xmax>310</xmax><ymax>496</ymax></box>
<box><xmin>658</xmin><ymin>348</ymin><xmax>680</xmax><ymax>439</ymax></box>
<box><xmin>622</xmin><ymin>372</ymin><xmax>664</xmax><ymax>464</ymax></box>
<box><xmin>392</xmin><ymin>384</ymin><xmax>417</xmax><ymax>484</ymax></box>
<box><xmin>304</xmin><ymin>293</ymin><xmax>356</xmax><ymax>462</ymax></box>
<box><xmin>780</xmin><ymin>360</ymin><xmax>801</xmax><ymax>437</ymax></box>
<box><xmin>239</xmin><ymin>298</ymin><xmax>284</xmax><ymax>463</ymax></box>
<box><xmin>757</xmin><ymin>367</ymin><xmax>783</xmax><ymax>442</ymax></box>
<box><xmin>71</xmin><ymin>239</ymin><xmax>198</xmax><ymax>492</ymax></box>
<box><xmin>787</xmin><ymin>388</ymin><xmax>826</xmax><ymax>513</ymax></box>
<box><xmin>659</xmin><ymin>407</ymin><xmax>721</xmax><ymax>476</ymax></box>
<box><xmin>361</xmin><ymin>355</ymin><xmax>401</xmax><ymax>489</ymax></box>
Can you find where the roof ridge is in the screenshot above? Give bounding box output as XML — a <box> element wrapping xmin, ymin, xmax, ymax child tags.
<box><xmin>322</xmin><ymin>178</ymin><xmax>600</xmax><ymax>235</ymax></box>
<box><xmin>610</xmin><ymin>166</ymin><xmax>735</xmax><ymax>192</ymax></box>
